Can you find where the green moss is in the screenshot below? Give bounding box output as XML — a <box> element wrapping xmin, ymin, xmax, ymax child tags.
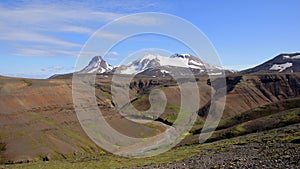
<box><xmin>231</xmin><ymin>124</ymin><xmax>246</xmax><ymax>137</ymax></box>
<box><xmin>131</xmin><ymin>95</ymin><xmax>148</xmax><ymax>107</ymax></box>
<box><xmin>98</xmin><ymin>89</ymin><xmax>112</xmax><ymax>100</ymax></box>
<box><xmin>216</xmin><ymin>99</ymin><xmax>300</xmax><ymax>131</ymax></box>
<box><xmin>166</xmin><ymin>115</ymin><xmax>177</xmax><ymax>123</ymax></box>
<box><xmin>165</xmin><ymin>105</ymin><xmax>180</xmax><ymax>113</ymax></box>
<box><xmin>280</xmin><ymin>109</ymin><xmax>298</xmax><ymax>122</ymax></box>
<box><xmin>21</xmin><ymin>79</ymin><xmax>32</xmax><ymax>86</ymax></box>
<box><xmin>99</xmin><ymin>150</ymin><xmax>106</xmax><ymax>155</ymax></box>
<box><xmin>0</xmin><ymin>142</ymin><xmax>6</xmax><ymax>151</ymax></box>
<box><xmin>235</xmin><ymin>125</ymin><xmax>246</xmax><ymax>133</ymax></box>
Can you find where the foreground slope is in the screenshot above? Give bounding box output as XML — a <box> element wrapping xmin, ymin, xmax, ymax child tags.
<box><xmin>4</xmin><ymin>123</ymin><xmax>300</xmax><ymax>169</ymax></box>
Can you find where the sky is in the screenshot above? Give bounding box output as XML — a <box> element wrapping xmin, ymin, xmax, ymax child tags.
<box><xmin>0</xmin><ymin>0</ymin><xmax>299</xmax><ymax>78</ymax></box>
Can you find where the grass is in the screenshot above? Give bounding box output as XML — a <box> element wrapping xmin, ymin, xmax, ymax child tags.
<box><xmin>5</xmin><ymin>143</ymin><xmax>203</xmax><ymax>169</ymax></box>
<box><xmin>206</xmin><ymin>108</ymin><xmax>300</xmax><ymax>142</ymax></box>
<box><xmin>165</xmin><ymin>115</ymin><xmax>177</xmax><ymax>124</ymax></box>
<box><xmin>28</xmin><ymin>113</ymin><xmax>100</xmax><ymax>158</ymax></box>
<box><xmin>131</xmin><ymin>95</ymin><xmax>148</xmax><ymax>108</ymax></box>
<box><xmin>217</xmin><ymin>98</ymin><xmax>300</xmax><ymax>130</ymax></box>
<box><xmin>97</xmin><ymin>88</ymin><xmax>112</xmax><ymax>100</ymax></box>
<box><xmin>165</xmin><ymin>105</ymin><xmax>180</xmax><ymax>113</ymax></box>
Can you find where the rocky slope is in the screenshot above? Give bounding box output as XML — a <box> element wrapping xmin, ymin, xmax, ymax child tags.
<box><xmin>128</xmin><ymin>123</ymin><xmax>300</xmax><ymax>169</ymax></box>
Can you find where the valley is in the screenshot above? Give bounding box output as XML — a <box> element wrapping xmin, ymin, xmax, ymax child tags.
<box><xmin>0</xmin><ymin>72</ymin><xmax>299</xmax><ymax>168</ymax></box>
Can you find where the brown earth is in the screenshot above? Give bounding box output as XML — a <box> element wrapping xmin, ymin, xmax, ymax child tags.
<box><xmin>0</xmin><ymin>73</ymin><xmax>300</xmax><ymax>164</ymax></box>
<box><xmin>0</xmin><ymin>76</ymin><xmax>163</xmax><ymax>163</ymax></box>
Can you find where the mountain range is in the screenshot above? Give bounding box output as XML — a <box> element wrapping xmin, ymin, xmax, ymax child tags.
<box><xmin>78</xmin><ymin>52</ymin><xmax>300</xmax><ymax>77</ymax></box>
<box><xmin>79</xmin><ymin>53</ymin><xmax>226</xmax><ymax>76</ymax></box>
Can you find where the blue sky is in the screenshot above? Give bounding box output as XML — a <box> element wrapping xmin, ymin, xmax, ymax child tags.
<box><xmin>0</xmin><ymin>0</ymin><xmax>299</xmax><ymax>78</ymax></box>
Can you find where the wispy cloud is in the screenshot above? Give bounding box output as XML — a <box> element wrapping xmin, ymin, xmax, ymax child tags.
<box><xmin>41</xmin><ymin>65</ymin><xmax>73</xmax><ymax>72</ymax></box>
<box><xmin>94</xmin><ymin>31</ymin><xmax>125</xmax><ymax>40</ymax></box>
<box><xmin>106</xmin><ymin>51</ymin><xmax>119</xmax><ymax>56</ymax></box>
<box><xmin>0</xmin><ymin>30</ymin><xmax>81</xmax><ymax>47</ymax></box>
<box><xmin>0</xmin><ymin>1</ymin><xmax>160</xmax><ymax>59</ymax></box>
<box><xmin>59</xmin><ymin>26</ymin><xmax>95</xmax><ymax>35</ymax></box>
<box><xmin>12</xmin><ymin>47</ymin><xmax>79</xmax><ymax>58</ymax></box>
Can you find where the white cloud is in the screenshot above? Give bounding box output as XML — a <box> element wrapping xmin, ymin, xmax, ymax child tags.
<box><xmin>118</xmin><ymin>14</ymin><xmax>164</xmax><ymax>26</ymax></box>
<box><xmin>12</xmin><ymin>47</ymin><xmax>79</xmax><ymax>58</ymax></box>
<box><xmin>94</xmin><ymin>31</ymin><xmax>125</xmax><ymax>40</ymax></box>
<box><xmin>60</xmin><ymin>26</ymin><xmax>95</xmax><ymax>35</ymax></box>
<box><xmin>0</xmin><ymin>30</ymin><xmax>81</xmax><ymax>47</ymax></box>
<box><xmin>108</xmin><ymin>51</ymin><xmax>119</xmax><ymax>55</ymax></box>
<box><xmin>41</xmin><ymin>65</ymin><xmax>68</xmax><ymax>72</ymax></box>
<box><xmin>0</xmin><ymin>1</ymin><xmax>165</xmax><ymax>59</ymax></box>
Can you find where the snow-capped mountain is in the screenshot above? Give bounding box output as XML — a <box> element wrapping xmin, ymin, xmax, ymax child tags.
<box><xmin>242</xmin><ymin>53</ymin><xmax>300</xmax><ymax>74</ymax></box>
<box><xmin>114</xmin><ymin>53</ymin><xmax>224</xmax><ymax>76</ymax></box>
<box><xmin>79</xmin><ymin>56</ymin><xmax>113</xmax><ymax>73</ymax></box>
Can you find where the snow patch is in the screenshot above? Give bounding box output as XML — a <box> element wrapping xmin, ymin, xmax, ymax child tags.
<box><xmin>181</xmin><ymin>53</ymin><xmax>191</xmax><ymax>57</ymax></box>
<box><xmin>189</xmin><ymin>59</ymin><xmax>203</xmax><ymax>66</ymax></box>
<box><xmin>208</xmin><ymin>72</ymin><xmax>222</xmax><ymax>76</ymax></box>
<box><xmin>160</xmin><ymin>70</ymin><xmax>170</xmax><ymax>74</ymax></box>
<box><xmin>283</xmin><ymin>55</ymin><xmax>300</xmax><ymax>59</ymax></box>
<box><xmin>120</xmin><ymin>65</ymin><xmax>139</xmax><ymax>74</ymax></box>
<box><xmin>283</xmin><ymin>55</ymin><xmax>290</xmax><ymax>59</ymax></box>
<box><xmin>269</xmin><ymin>62</ymin><xmax>293</xmax><ymax>72</ymax></box>
<box><xmin>291</xmin><ymin>55</ymin><xmax>300</xmax><ymax>59</ymax></box>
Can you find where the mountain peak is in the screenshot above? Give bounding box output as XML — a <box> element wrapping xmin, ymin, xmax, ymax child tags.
<box><xmin>89</xmin><ymin>56</ymin><xmax>104</xmax><ymax>63</ymax></box>
<box><xmin>79</xmin><ymin>56</ymin><xmax>113</xmax><ymax>73</ymax></box>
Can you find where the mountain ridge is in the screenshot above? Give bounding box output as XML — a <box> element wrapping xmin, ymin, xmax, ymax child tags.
<box><xmin>80</xmin><ymin>53</ymin><xmax>226</xmax><ymax>76</ymax></box>
<box><xmin>242</xmin><ymin>52</ymin><xmax>300</xmax><ymax>74</ymax></box>
<box><xmin>49</xmin><ymin>52</ymin><xmax>300</xmax><ymax>79</ymax></box>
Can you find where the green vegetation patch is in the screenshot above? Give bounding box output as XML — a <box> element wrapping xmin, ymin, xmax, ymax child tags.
<box><xmin>217</xmin><ymin>98</ymin><xmax>300</xmax><ymax>131</ymax></box>
<box><xmin>207</xmin><ymin>108</ymin><xmax>300</xmax><ymax>142</ymax></box>
<box><xmin>0</xmin><ymin>142</ymin><xmax>6</xmax><ymax>151</ymax></box>
<box><xmin>21</xmin><ymin>79</ymin><xmax>32</xmax><ymax>86</ymax></box>
<box><xmin>165</xmin><ymin>105</ymin><xmax>180</xmax><ymax>113</ymax></box>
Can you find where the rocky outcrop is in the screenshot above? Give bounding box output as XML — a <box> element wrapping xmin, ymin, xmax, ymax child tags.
<box><xmin>201</xmin><ymin>73</ymin><xmax>300</xmax><ymax>118</ymax></box>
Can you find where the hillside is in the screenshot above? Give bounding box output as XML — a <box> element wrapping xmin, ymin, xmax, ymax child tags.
<box><xmin>0</xmin><ymin>73</ymin><xmax>300</xmax><ymax>165</ymax></box>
